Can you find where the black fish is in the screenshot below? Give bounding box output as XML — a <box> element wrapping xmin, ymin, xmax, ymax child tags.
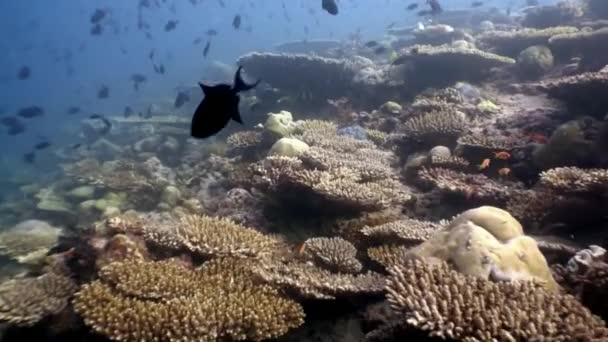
<box><xmin>1</xmin><ymin>117</ymin><xmax>20</xmax><ymax>127</ymax></box>
<box><xmin>67</xmin><ymin>106</ymin><xmax>80</xmax><ymax>115</ymax></box>
<box><xmin>89</xmin><ymin>114</ymin><xmax>112</xmax><ymax>135</ymax></box>
<box><xmin>153</xmin><ymin>63</ymin><xmax>165</xmax><ymax>74</ymax></box>
<box><xmin>175</xmin><ymin>91</ymin><xmax>191</xmax><ymax>108</ymax></box>
<box><xmin>203</xmin><ymin>41</ymin><xmax>211</xmax><ymax>57</ymax></box>
<box><xmin>232</xmin><ymin>15</ymin><xmax>241</xmax><ymax>29</ymax></box>
<box><xmin>17</xmin><ymin>106</ymin><xmax>44</xmax><ymax>118</ymax></box>
<box><xmin>97</xmin><ymin>85</ymin><xmax>110</xmax><ymax>99</ymax></box>
<box><xmin>165</xmin><ymin>20</ymin><xmax>178</xmax><ymax>31</ymax></box>
<box><xmin>322</xmin><ymin>0</ymin><xmax>338</xmax><ymax>15</ymax></box>
<box><xmin>34</xmin><ymin>141</ymin><xmax>51</xmax><ymax>150</ymax></box>
<box><xmin>471</xmin><ymin>1</ymin><xmax>484</xmax><ymax>7</ymax></box>
<box><xmin>124</xmin><ymin>106</ymin><xmax>134</xmax><ymax>118</ymax></box>
<box><xmin>417</xmin><ymin>9</ymin><xmax>432</xmax><ymax>16</ymax></box>
<box><xmin>193</xmin><ymin>37</ymin><xmax>202</xmax><ymax>44</ymax></box>
<box><xmin>23</xmin><ymin>152</ymin><xmax>35</xmax><ymax>164</ymax></box>
<box><xmin>218</xmin><ymin>0</ymin><xmax>226</xmax><ymax>8</ymax></box>
<box><xmin>427</xmin><ymin>0</ymin><xmax>442</xmax><ymax>14</ymax></box>
<box><xmin>206</xmin><ymin>29</ymin><xmax>218</xmax><ymax>36</ymax></box>
<box><xmin>191</xmin><ymin>66</ymin><xmax>259</xmax><ymax>139</ymax></box>
<box><xmin>91</xmin><ymin>9</ymin><xmax>106</xmax><ymax>24</ymax></box>
<box><xmin>71</xmin><ymin>143</ymin><xmax>82</xmax><ymax>149</ymax></box>
<box><xmin>17</xmin><ymin>66</ymin><xmax>31</xmax><ymax>80</ymax></box>
<box><xmin>91</xmin><ymin>24</ymin><xmax>103</xmax><ymax>35</ymax></box>
<box><xmin>131</xmin><ymin>73</ymin><xmax>147</xmax><ymax>91</ymax></box>
<box><xmin>407</xmin><ymin>3</ymin><xmax>419</xmax><ymax>10</ymax></box>
<box><xmin>364</xmin><ymin>40</ymin><xmax>379</xmax><ymax>48</ymax></box>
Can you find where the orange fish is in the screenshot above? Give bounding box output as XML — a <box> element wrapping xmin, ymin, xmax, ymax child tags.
<box><xmin>528</xmin><ymin>133</ymin><xmax>549</xmax><ymax>144</ymax></box>
<box><xmin>493</xmin><ymin>151</ymin><xmax>511</xmax><ymax>160</ymax></box>
<box><xmin>498</xmin><ymin>167</ymin><xmax>511</xmax><ymax>176</ymax></box>
<box><xmin>478</xmin><ymin>158</ymin><xmax>491</xmax><ymax>170</ymax></box>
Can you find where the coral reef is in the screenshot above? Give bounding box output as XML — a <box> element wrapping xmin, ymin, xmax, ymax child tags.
<box><xmin>478</xmin><ymin>26</ymin><xmax>578</xmax><ymax>56</ymax></box>
<box><xmin>400</xmin><ymin>110</ymin><xmax>468</xmax><ymax>145</ymax></box>
<box><xmin>521</xmin><ymin>1</ymin><xmax>583</xmax><ymax>29</ymax></box>
<box><xmin>549</xmin><ymin>28</ymin><xmax>608</xmax><ymax>69</ymax></box>
<box><xmin>0</xmin><ymin>220</ymin><xmax>62</xmax><ymax>265</ymax></box>
<box><xmin>517</xmin><ymin>45</ymin><xmax>554</xmax><ymax>78</ymax></box>
<box><xmin>385</xmin><ymin>259</ymin><xmax>608</xmax><ymax>341</ymax></box>
<box><xmin>418</xmin><ymin>167</ymin><xmax>512</xmax><ymax>203</ymax></box>
<box><xmin>540</xmin><ymin>166</ymin><xmax>608</xmax><ymax>194</ymax></box>
<box><xmin>361</xmin><ymin>218</ymin><xmax>443</xmax><ymax>245</ymax></box>
<box><xmin>0</xmin><ymin>272</ymin><xmax>76</xmax><ymax>326</ymax></box>
<box><xmin>74</xmin><ymin>258</ymin><xmax>304</xmax><ymax>341</ymax></box>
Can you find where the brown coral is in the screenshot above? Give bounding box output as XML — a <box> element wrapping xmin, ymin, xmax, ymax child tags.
<box><xmin>143</xmin><ymin>214</ymin><xmax>283</xmax><ymax>259</ymax></box>
<box><xmin>74</xmin><ymin>258</ymin><xmax>304</xmax><ymax>342</ymax></box>
<box><xmin>401</xmin><ymin>110</ymin><xmax>468</xmax><ymax>144</ymax></box>
<box><xmin>386</xmin><ymin>259</ymin><xmax>608</xmax><ymax>341</ymax></box>
<box><xmin>0</xmin><ymin>273</ymin><xmax>77</xmax><ymax>326</ymax></box>
<box><xmin>301</xmin><ymin>237</ymin><xmax>362</xmax><ymax>274</ymax></box>
<box><xmin>367</xmin><ymin>245</ymin><xmax>410</xmax><ymax>270</ymax></box>
<box><xmin>540</xmin><ymin>166</ymin><xmax>608</xmax><ymax>194</ymax></box>
<box><xmin>361</xmin><ymin>218</ymin><xmax>443</xmax><ymax>245</ymax></box>
<box><xmin>253</xmin><ymin>261</ymin><xmax>385</xmax><ymax>300</ymax></box>
<box><xmin>418</xmin><ymin>167</ymin><xmax>512</xmax><ymax>202</ymax></box>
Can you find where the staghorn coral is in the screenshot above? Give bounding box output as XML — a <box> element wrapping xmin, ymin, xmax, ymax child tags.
<box><xmin>0</xmin><ymin>272</ymin><xmax>77</xmax><ymax>326</ymax></box>
<box><xmin>0</xmin><ymin>220</ymin><xmax>62</xmax><ymax>265</ymax></box>
<box><xmin>74</xmin><ymin>258</ymin><xmax>304</xmax><ymax>342</ymax></box>
<box><xmin>361</xmin><ymin>218</ymin><xmax>444</xmax><ymax>245</ymax></box>
<box><xmin>386</xmin><ymin>259</ymin><xmax>608</xmax><ymax>341</ymax></box>
<box><xmin>367</xmin><ymin>245</ymin><xmax>410</xmax><ymax>270</ymax></box>
<box><xmin>301</xmin><ymin>237</ymin><xmax>362</xmax><ymax>274</ymax></box>
<box><xmin>538</xmin><ymin>66</ymin><xmax>608</xmax><ymax>117</ymax></box>
<box><xmin>477</xmin><ymin>26</ymin><xmax>579</xmax><ymax>56</ymax></box>
<box><xmin>226</xmin><ymin>130</ymin><xmax>264</xmax><ymax>153</ymax></box>
<box><xmin>418</xmin><ymin>167</ymin><xmax>512</xmax><ymax>202</ymax></box>
<box><xmin>540</xmin><ymin>166</ymin><xmax>608</xmax><ymax>194</ymax></box>
<box><xmin>400</xmin><ymin>110</ymin><xmax>468</xmax><ymax>144</ymax></box>
<box><xmin>253</xmin><ymin>260</ymin><xmax>385</xmax><ymax>300</ymax></box>
<box><xmin>143</xmin><ymin>213</ymin><xmax>283</xmax><ymax>259</ymax></box>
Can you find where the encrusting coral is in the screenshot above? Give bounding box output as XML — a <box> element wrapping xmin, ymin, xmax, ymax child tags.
<box><xmin>142</xmin><ymin>213</ymin><xmax>284</xmax><ymax>259</ymax></box>
<box><xmin>0</xmin><ymin>272</ymin><xmax>77</xmax><ymax>327</ymax></box>
<box><xmin>385</xmin><ymin>259</ymin><xmax>608</xmax><ymax>341</ymax></box>
<box><xmin>74</xmin><ymin>258</ymin><xmax>305</xmax><ymax>342</ymax></box>
<box><xmin>300</xmin><ymin>237</ymin><xmax>363</xmax><ymax>274</ymax></box>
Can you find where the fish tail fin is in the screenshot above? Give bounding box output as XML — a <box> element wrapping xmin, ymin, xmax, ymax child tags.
<box><xmin>233</xmin><ymin>66</ymin><xmax>259</xmax><ymax>92</ymax></box>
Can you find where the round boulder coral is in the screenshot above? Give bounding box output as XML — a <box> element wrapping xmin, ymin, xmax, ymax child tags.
<box><xmin>517</xmin><ymin>45</ymin><xmax>554</xmax><ymax>78</ymax></box>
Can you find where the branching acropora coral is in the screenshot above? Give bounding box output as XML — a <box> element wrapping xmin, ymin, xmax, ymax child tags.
<box><xmin>540</xmin><ymin>166</ymin><xmax>608</xmax><ymax>194</ymax></box>
<box><xmin>401</xmin><ymin>110</ymin><xmax>468</xmax><ymax>143</ymax></box>
<box><xmin>0</xmin><ymin>273</ymin><xmax>77</xmax><ymax>326</ymax></box>
<box><xmin>143</xmin><ymin>214</ymin><xmax>283</xmax><ymax>259</ymax></box>
<box><xmin>361</xmin><ymin>218</ymin><xmax>444</xmax><ymax>245</ymax></box>
<box><xmin>477</xmin><ymin>26</ymin><xmax>579</xmax><ymax>56</ymax></box>
<box><xmin>74</xmin><ymin>258</ymin><xmax>304</xmax><ymax>342</ymax></box>
<box><xmin>367</xmin><ymin>245</ymin><xmax>410</xmax><ymax>270</ymax></box>
<box><xmin>386</xmin><ymin>260</ymin><xmax>608</xmax><ymax>341</ymax></box>
<box><xmin>301</xmin><ymin>237</ymin><xmax>362</xmax><ymax>274</ymax></box>
<box><xmin>418</xmin><ymin>167</ymin><xmax>512</xmax><ymax>202</ymax></box>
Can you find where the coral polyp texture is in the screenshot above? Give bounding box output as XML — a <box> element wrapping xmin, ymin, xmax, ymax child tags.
<box><xmin>142</xmin><ymin>213</ymin><xmax>283</xmax><ymax>259</ymax></box>
<box><xmin>253</xmin><ymin>260</ymin><xmax>385</xmax><ymax>299</ymax></box>
<box><xmin>361</xmin><ymin>218</ymin><xmax>443</xmax><ymax>245</ymax></box>
<box><xmin>540</xmin><ymin>166</ymin><xmax>608</xmax><ymax>194</ymax></box>
<box><xmin>418</xmin><ymin>167</ymin><xmax>512</xmax><ymax>202</ymax></box>
<box><xmin>0</xmin><ymin>272</ymin><xmax>77</xmax><ymax>326</ymax></box>
<box><xmin>74</xmin><ymin>258</ymin><xmax>304</xmax><ymax>342</ymax></box>
<box><xmin>401</xmin><ymin>110</ymin><xmax>468</xmax><ymax>143</ymax></box>
<box><xmin>385</xmin><ymin>259</ymin><xmax>608</xmax><ymax>341</ymax></box>
<box><xmin>300</xmin><ymin>237</ymin><xmax>363</xmax><ymax>274</ymax></box>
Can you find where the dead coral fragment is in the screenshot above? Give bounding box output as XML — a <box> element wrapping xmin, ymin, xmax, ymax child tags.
<box><xmin>144</xmin><ymin>214</ymin><xmax>282</xmax><ymax>259</ymax></box>
<box><xmin>75</xmin><ymin>259</ymin><xmax>304</xmax><ymax>342</ymax></box>
<box><xmin>254</xmin><ymin>261</ymin><xmax>385</xmax><ymax>299</ymax></box>
<box><xmin>386</xmin><ymin>260</ymin><xmax>608</xmax><ymax>341</ymax></box>
<box><xmin>540</xmin><ymin>166</ymin><xmax>608</xmax><ymax>194</ymax></box>
<box><xmin>301</xmin><ymin>237</ymin><xmax>362</xmax><ymax>274</ymax></box>
<box><xmin>362</xmin><ymin>218</ymin><xmax>443</xmax><ymax>245</ymax></box>
<box><xmin>0</xmin><ymin>273</ymin><xmax>77</xmax><ymax>326</ymax></box>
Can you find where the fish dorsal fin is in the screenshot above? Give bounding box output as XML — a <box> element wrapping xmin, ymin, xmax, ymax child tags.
<box><xmin>231</xmin><ymin>96</ymin><xmax>243</xmax><ymax>124</ymax></box>
<box><xmin>233</xmin><ymin>66</ymin><xmax>259</xmax><ymax>92</ymax></box>
<box><xmin>199</xmin><ymin>82</ymin><xmax>212</xmax><ymax>95</ymax></box>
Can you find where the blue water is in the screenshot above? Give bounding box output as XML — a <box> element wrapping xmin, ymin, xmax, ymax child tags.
<box><xmin>0</xmin><ymin>0</ymin><xmax>555</xmax><ymax>176</ymax></box>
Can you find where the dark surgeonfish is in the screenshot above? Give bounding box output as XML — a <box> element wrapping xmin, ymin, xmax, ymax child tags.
<box><xmin>34</xmin><ymin>141</ymin><xmax>51</xmax><ymax>150</ymax></box>
<box><xmin>17</xmin><ymin>106</ymin><xmax>44</xmax><ymax>118</ymax></box>
<box><xmin>203</xmin><ymin>41</ymin><xmax>211</xmax><ymax>57</ymax></box>
<box><xmin>427</xmin><ymin>0</ymin><xmax>442</xmax><ymax>14</ymax></box>
<box><xmin>232</xmin><ymin>15</ymin><xmax>241</xmax><ymax>29</ymax></box>
<box><xmin>97</xmin><ymin>85</ymin><xmax>110</xmax><ymax>99</ymax></box>
<box><xmin>407</xmin><ymin>3</ymin><xmax>419</xmax><ymax>10</ymax></box>
<box><xmin>23</xmin><ymin>152</ymin><xmax>35</xmax><ymax>164</ymax></box>
<box><xmin>190</xmin><ymin>66</ymin><xmax>259</xmax><ymax>139</ymax></box>
<box><xmin>322</xmin><ymin>0</ymin><xmax>338</xmax><ymax>15</ymax></box>
<box><xmin>17</xmin><ymin>66</ymin><xmax>31</xmax><ymax>80</ymax></box>
<box><xmin>67</xmin><ymin>106</ymin><xmax>81</xmax><ymax>115</ymax></box>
